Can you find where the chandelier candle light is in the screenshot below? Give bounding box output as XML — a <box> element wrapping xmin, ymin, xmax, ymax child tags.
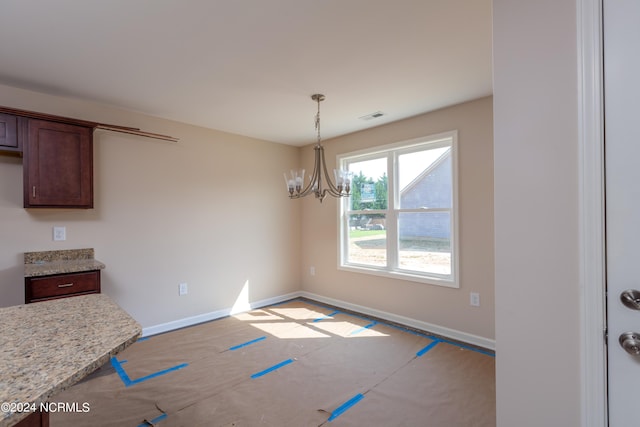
<box><xmin>284</xmin><ymin>94</ymin><xmax>352</xmax><ymax>202</ymax></box>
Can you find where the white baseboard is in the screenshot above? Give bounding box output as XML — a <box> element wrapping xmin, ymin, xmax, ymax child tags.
<box><xmin>299</xmin><ymin>291</ymin><xmax>495</xmax><ymax>351</ymax></box>
<box><xmin>142</xmin><ymin>291</ymin><xmax>303</xmax><ymax>337</ymax></box>
<box><xmin>142</xmin><ymin>290</ymin><xmax>495</xmax><ymax>352</ymax></box>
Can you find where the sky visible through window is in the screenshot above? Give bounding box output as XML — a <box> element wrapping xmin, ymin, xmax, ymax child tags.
<box><xmin>347</xmin><ymin>146</ymin><xmax>450</xmax><ymax>192</ymax></box>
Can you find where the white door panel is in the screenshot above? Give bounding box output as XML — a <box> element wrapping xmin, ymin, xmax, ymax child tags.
<box><xmin>604</xmin><ymin>0</ymin><xmax>640</xmax><ymax>424</ymax></box>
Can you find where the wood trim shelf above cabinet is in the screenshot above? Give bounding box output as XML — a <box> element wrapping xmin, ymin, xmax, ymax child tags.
<box><xmin>0</xmin><ymin>105</ymin><xmax>178</xmax><ymax>209</ymax></box>
<box><xmin>0</xmin><ymin>105</ymin><xmax>178</xmax><ymax>142</ymax></box>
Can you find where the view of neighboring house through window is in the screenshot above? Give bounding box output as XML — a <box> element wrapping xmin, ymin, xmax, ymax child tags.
<box><xmin>338</xmin><ymin>131</ymin><xmax>458</xmax><ymax>287</ymax></box>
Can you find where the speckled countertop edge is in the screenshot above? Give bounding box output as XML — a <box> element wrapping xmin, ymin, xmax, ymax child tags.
<box><xmin>24</xmin><ymin>259</ymin><xmax>106</xmax><ymax>278</ymax></box>
<box><xmin>24</xmin><ymin>249</ymin><xmax>106</xmax><ymax>278</ymax></box>
<box><xmin>24</xmin><ymin>249</ymin><xmax>95</xmax><ymax>264</ymax></box>
<box><xmin>0</xmin><ymin>294</ymin><xmax>141</xmax><ymax>427</ymax></box>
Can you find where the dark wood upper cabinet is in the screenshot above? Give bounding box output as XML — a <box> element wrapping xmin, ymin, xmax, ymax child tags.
<box><xmin>0</xmin><ymin>105</ymin><xmax>175</xmax><ymax>209</ymax></box>
<box><xmin>23</xmin><ymin>119</ymin><xmax>93</xmax><ymax>208</ymax></box>
<box><xmin>0</xmin><ymin>112</ymin><xmax>19</xmax><ymax>152</ymax></box>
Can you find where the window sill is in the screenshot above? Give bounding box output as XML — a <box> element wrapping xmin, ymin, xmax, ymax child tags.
<box><xmin>337</xmin><ymin>264</ymin><xmax>459</xmax><ymax>288</ymax></box>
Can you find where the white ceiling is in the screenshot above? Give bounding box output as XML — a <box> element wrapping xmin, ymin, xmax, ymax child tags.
<box><xmin>0</xmin><ymin>1</ymin><xmax>492</xmax><ymax>146</ymax></box>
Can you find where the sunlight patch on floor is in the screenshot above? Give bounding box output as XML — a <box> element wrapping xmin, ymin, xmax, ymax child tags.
<box><xmin>269</xmin><ymin>307</ymin><xmax>332</xmax><ymax>320</ymax></box>
<box><xmin>234</xmin><ymin>309</ymin><xmax>284</xmax><ymax>322</ymax></box>
<box><xmin>250</xmin><ymin>322</ymin><xmax>331</xmax><ymax>339</ymax></box>
<box><xmin>310</xmin><ymin>321</ymin><xmax>389</xmax><ymax>338</ymax></box>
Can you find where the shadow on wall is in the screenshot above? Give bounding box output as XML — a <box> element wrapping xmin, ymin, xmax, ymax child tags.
<box><xmin>0</xmin><ymin>264</ymin><xmax>26</xmax><ymax>306</ymax></box>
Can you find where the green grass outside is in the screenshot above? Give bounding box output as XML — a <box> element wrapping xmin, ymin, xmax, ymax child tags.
<box><xmin>349</xmin><ymin>229</ymin><xmax>386</xmax><ymax>238</ymax></box>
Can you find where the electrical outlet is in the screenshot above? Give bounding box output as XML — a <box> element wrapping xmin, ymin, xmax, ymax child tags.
<box><xmin>470</xmin><ymin>292</ymin><xmax>480</xmax><ymax>307</ymax></box>
<box><xmin>179</xmin><ymin>282</ymin><xmax>188</xmax><ymax>296</ymax></box>
<box><xmin>310</xmin><ymin>266</ymin><xmax>315</xmax><ymax>276</ymax></box>
<box><xmin>53</xmin><ymin>226</ymin><xmax>66</xmax><ymax>241</ymax></box>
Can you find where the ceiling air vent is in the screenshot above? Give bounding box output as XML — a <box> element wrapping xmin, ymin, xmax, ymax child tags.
<box><xmin>359</xmin><ymin>111</ymin><xmax>385</xmax><ymax>121</ymax></box>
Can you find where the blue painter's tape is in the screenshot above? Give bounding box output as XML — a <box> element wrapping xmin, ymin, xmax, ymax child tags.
<box><xmin>439</xmin><ymin>339</ymin><xmax>496</xmax><ymax>357</ymax></box>
<box><xmin>110</xmin><ymin>357</ymin><xmax>132</xmax><ymax>385</ymax></box>
<box><xmin>229</xmin><ymin>336</ymin><xmax>267</xmax><ymax>351</ymax></box>
<box><xmin>349</xmin><ymin>321</ymin><xmax>378</xmax><ymax>336</ymax></box>
<box><xmin>136</xmin><ymin>336</ymin><xmax>150</xmax><ymax>342</ymax></box>
<box><xmin>313</xmin><ymin>310</ymin><xmax>340</xmax><ymax>322</ymax></box>
<box><xmin>111</xmin><ymin>357</ymin><xmax>188</xmax><ymax>387</ymax></box>
<box><xmin>137</xmin><ymin>413</ymin><xmax>167</xmax><ymax>427</ymax></box>
<box><xmin>129</xmin><ymin>363</ymin><xmax>188</xmax><ymax>386</ymax></box>
<box><xmin>251</xmin><ymin>358</ymin><xmax>294</xmax><ymax>379</ymax></box>
<box><xmin>385</xmin><ymin>322</ymin><xmax>437</xmax><ymax>340</ymax></box>
<box><xmin>290</xmin><ymin>299</ymin><xmax>496</xmax><ymax>357</ymax></box>
<box><xmin>416</xmin><ymin>339</ymin><xmax>442</xmax><ymax>357</ymax></box>
<box><xmin>328</xmin><ymin>393</ymin><xmax>365</xmax><ymax>421</ymax></box>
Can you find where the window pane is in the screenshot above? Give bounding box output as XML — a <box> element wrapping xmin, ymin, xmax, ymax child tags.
<box><xmin>399</xmin><ymin>147</ymin><xmax>451</xmax><ymax>209</ymax></box>
<box><xmin>347</xmin><ymin>157</ymin><xmax>387</xmax><ymax>210</ymax></box>
<box><xmin>398</xmin><ymin>212</ymin><xmax>451</xmax><ymax>275</ymax></box>
<box><xmin>347</xmin><ymin>214</ymin><xmax>387</xmax><ymax>267</ymax></box>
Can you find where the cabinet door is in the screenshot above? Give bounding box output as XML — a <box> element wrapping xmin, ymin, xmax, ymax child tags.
<box><xmin>0</xmin><ymin>112</ymin><xmax>18</xmax><ymax>151</ymax></box>
<box><xmin>13</xmin><ymin>409</ymin><xmax>48</xmax><ymax>427</ymax></box>
<box><xmin>23</xmin><ymin>119</ymin><xmax>93</xmax><ymax>208</ymax></box>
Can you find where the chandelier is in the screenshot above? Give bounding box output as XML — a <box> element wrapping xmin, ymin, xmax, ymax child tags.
<box><xmin>284</xmin><ymin>94</ymin><xmax>352</xmax><ymax>202</ymax></box>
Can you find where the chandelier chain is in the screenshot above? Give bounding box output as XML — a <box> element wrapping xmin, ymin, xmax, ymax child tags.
<box><xmin>315</xmin><ymin>98</ymin><xmax>321</xmax><ymax>144</ymax></box>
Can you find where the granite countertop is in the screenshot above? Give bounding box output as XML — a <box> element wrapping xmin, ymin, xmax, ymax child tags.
<box><xmin>0</xmin><ymin>294</ymin><xmax>141</xmax><ymax>427</ymax></box>
<box><xmin>24</xmin><ymin>248</ymin><xmax>106</xmax><ymax>278</ymax></box>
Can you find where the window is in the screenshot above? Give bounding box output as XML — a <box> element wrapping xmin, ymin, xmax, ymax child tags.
<box><xmin>338</xmin><ymin>131</ymin><xmax>458</xmax><ymax>288</ymax></box>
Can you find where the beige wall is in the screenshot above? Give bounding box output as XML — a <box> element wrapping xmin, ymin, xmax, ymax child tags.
<box><xmin>0</xmin><ymin>85</ymin><xmax>494</xmax><ymax>345</ymax></box>
<box><xmin>300</xmin><ymin>96</ymin><xmax>495</xmax><ymax>341</ymax></box>
<box><xmin>0</xmin><ymin>84</ymin><xmax>301</xmax><ymax>328</ymax></box>
<box><xmin>493</xmin><ymin>0</ymin><xmax>581</xmax><ymax>425</ymax></box>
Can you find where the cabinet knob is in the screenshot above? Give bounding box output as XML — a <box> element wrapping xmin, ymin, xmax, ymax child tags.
<box><xmin>32</xmin><ymin>186</ymin><xmax>36</xmax><ymax>198</ymax></box>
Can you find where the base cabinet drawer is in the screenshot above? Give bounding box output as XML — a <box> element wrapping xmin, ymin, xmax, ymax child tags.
<box><xmin>25</xmin><ymin>270</ymin><xmax>101</xmax><ymax>303</ymax></box>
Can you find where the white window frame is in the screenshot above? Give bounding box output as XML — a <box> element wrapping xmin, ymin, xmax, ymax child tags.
<box><xmin>337</xmin><ymin>130</ymin><xmax>459</xmax><ymax>288</ymax></box>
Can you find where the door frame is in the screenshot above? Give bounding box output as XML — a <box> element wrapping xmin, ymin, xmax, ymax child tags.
<box><xmin>577</xmin><ymin>0</ymin><xmax>607</xmax><ymax>425</ymax></box>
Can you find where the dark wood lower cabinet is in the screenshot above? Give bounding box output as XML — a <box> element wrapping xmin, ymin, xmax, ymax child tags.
<box><xmin>19</xmin><ymin>270</ymin><xmax>102</xmax><ymax>421</ymax></box>
<box><xmin>14</xmin><ymin>410</ymin><xmax>49</xmax><ymax>427</ymax></box>
<box><xmin>25</xmin><ymin>270</ymin><xmax>101</xmax><ymax>304</ymax></box>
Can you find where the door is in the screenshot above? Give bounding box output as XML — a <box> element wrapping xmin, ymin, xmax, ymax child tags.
<box><xmin>604</xmin><ymin>0</ymin><xmax>640</xmax><ymax>424</ymax></box>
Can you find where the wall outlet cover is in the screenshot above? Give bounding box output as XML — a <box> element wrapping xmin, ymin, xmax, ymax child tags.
<box><xmin>53</xmin><ymin>226</ymin><xmax>66</xmax><ymax>241</ymax></box>
<box><xmin>179</xmin><ymin>283</ymin><xmax>188</xmax><ymax>296</ymax></box>
<box><xmin>470</xmin><ymin>292</ymin><xmax>480</xmax><ymax>307</ymax></box>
